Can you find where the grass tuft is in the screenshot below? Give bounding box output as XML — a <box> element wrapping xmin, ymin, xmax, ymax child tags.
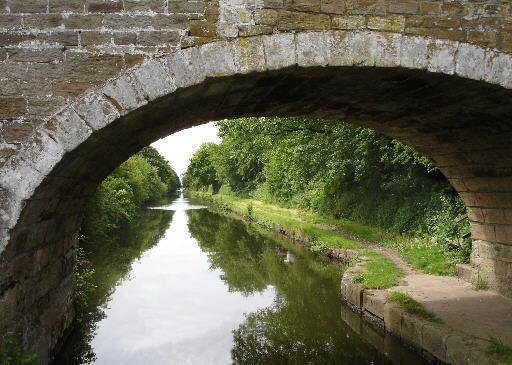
<box><xmin>388</xmin><ymin>291</ymin><xmax>443</xmax><ymax>324</ymax></box>
<box><xmin>487</xmin><ymin>336</ymin><xmax>512</xmax><ymax>364</ymax></box>
<box><xmin>352</xmin><ymin>252</ymin><xmax>404</xmax><ymax>289</ymax></box>
<box><xmin>473</xmin><ymin>276</ymin><xmax>488</xmax><ymax>291</ymax></box>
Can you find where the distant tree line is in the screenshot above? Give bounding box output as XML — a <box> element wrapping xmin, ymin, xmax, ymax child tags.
<box><xmin>183</xmin><ymin>118</ymin><xmax>467</xmax><ymax>241</ymax></box>
<box><xmin>81</xmin><ymin>146</ymin><xmax>180</xmax><ymax>241</ymax></box>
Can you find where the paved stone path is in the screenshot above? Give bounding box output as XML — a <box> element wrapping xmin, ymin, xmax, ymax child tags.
<box><xmin>358</xmin><ymin>239</ymin><xmax>512</xmax><ymax>348</ymax></box>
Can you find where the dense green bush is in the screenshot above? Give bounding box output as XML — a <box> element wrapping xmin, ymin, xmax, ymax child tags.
<box><xmin>81</xmin><ymin>146</ymin><xmax>179</xmax><ymax>241</ymax></box>
<box><xmin>183</xmin><ymin>117</ymin><xmax>470</xmax><ymax>251</ymax></box>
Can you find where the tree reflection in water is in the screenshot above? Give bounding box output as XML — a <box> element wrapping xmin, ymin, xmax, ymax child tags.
<box><xmin>186</xmin><ymin>209</ymin><xmax>398</xmax><ymax>365</ymax></box>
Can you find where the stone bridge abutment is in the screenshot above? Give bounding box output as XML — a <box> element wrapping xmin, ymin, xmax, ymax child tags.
<box><xmin>1</xmin><ymin>0</ymin><xmax>512</xmax><ymax>363</ymax></box>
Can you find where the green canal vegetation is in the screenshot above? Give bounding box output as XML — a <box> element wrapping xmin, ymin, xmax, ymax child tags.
<box><xmin>183</xmin><ymin>117</ymin><xmax>472</xmax><ymax>279</ymax></box>
<box><xmin>80</xmin><ymin>146</ymin><xmax>180</xmax><ymax>242</ymax></box>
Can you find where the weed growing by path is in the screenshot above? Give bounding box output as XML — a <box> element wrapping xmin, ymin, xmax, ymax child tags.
<box><xmin>387</xmin><ymin>292</ymin><xmax>443</xmax><ymax>324</ymax></box>
<box><xmin>487</xmin><ymin>336</ymin><xmax>512</xmax><ymax>363</ymax></box>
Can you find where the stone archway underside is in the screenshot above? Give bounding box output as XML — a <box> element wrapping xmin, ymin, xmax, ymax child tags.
<box><xmin>1</xmin><ymin>31</ymin><xmax>512</xmax><ymax>363</ymax></box>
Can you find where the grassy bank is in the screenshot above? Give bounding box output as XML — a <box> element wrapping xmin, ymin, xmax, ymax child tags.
<box><xmin>189</xmin><ymin>191</ymin><xmax>468</xmax><ymax>279</ymax></box>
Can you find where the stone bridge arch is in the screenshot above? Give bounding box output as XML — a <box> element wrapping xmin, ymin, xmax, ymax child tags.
<box><xmin>1</xmin><ymin>1</ymin><xmax>512</xmax><ymax>363</ymax></box>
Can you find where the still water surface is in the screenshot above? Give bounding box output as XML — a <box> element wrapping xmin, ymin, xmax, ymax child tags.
<box><xmin>56</xmin><ymin>194</ymin><xmax>425</xmax><ymax>364</ymax></box>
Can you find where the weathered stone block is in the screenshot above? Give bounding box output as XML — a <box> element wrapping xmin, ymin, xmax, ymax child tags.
<box><xmin>137</xmin><ymin>30</ymin><xmax>180</xmax><ymax>46</ymax></box>
<box><xmin>0</xmin><ymin>32</ymin><xmax>38</xmax><ymax>46</ymax></box>
<box><xmin>231</xmin><ymin>37</ymin><xmax>265</xmax><ymax>74</ymax></box>
<box><xmin>406</xmin><ymin>15</ymin><xmax>435</xmax><ymax>29</ymax></box>
<box><xmin>341</xmin><ymin>275</ymin><xmax>364</xmax><ymax>308</ymax></box>
<box><xmin>349</xmin><ymin>0</ymin><xmax>386</xmax><ymax>16</ymax></box>
<box><xmin>383</xmin><ymin>301</ymin><xmax>402</xmax><ymax>336</ymax></box>
<box><xmin>401</xmin><ymin>312</ymin><xmax>423</xmax><ymax>349</ymax></box>
<box><xmin>9</xmin><ymin>0</ymin><xmax>47</xmax><ymax>13</ymax></box>
<box><xmin>238</xmin><ymin>25</ymin><xmax>273</xmax><ymax>37</ymax></box>
<box><xmin>254</xmin><ymin>9</ymin><xmax>278</xmax><ymax>25</ymax></box>
<box><xmin>153</xmin><ymin>14</ymin><xmax>189</xmax><ymax>30</ymax></box>
<box><xmin>64</xmin><ymin>53</ymin><xmax>123</xmax><ymax>82</ymax></box>
<box><xmin>87</xmin><ymin>0</ymin><xmax>123</xmax><ymax>13</ymax></box>
<box><xmin>124</xmin><ymin>0</ymin><xmax>165</xmax><ymax>12</ymax></box>
<box><xmin>0</xmin><ymin>15</ymin><xmax>23</xmax><ymax>29</ymax></box>
<box><xmin>200</xmin><ymin>41</ymin><xmax>237</xmax><ymax>77</ymax></box>
<box><xmin>63</xmin><ymin>14</ymin><xmax>102</xmax><ymax>30</ymax></box>
<box><xmin>125</xmin><ymin>53</ymin><xmax>145</xmax><ymax>68</ymax></box>
<box><xmin>263</xmin><ymin>33</ymin><xmax>296</xmax><ymax>70</ymax></box>
<box><xmin>442</xmin><ymin>1</ymin><xmax>465</xmax><ymax>16</ymax></box>
<box><xmin>73</xmin><ymin>92</ymin><xmax>119</xmax><ymax>130</ymax></box>
<box><xmin>113</xmin><ymin>32</ymin><xmax>136</xmax><ymax>45</ymax></box>
<box><xmin>24</xmin><ymin>14</ymin><xmax>63</xmax><ymax>29</ymax></box>
<box><xmin>0</xmin><ymin>97</ymin><xmax>26</xmax><ymax>118</ymax></box>
<box><xmin>80</xmin><ymin>31</ymin><xmax>112</xmax><ymax>46</ymax></box>
<box><xmin>49</xmin><ymin>0</ymin><xmax>85</xmax><ymax>12</ymax></box>
<box><xmin>484</xmin><ymin>51</ymin><xmax>512</xmax><ymax>89</ymax></box>
<box><xmin>19</xmin><ymin>130</ymin><xmax>64</xmax><ymax>176</ymax></box>
<box><xmin>368</xmin><ymin>31</ymin><xmax>401</xmax><ymax>67</ymax></box>
<box><xmin>332</xmin><ymin>15</ymin><xmax>366</xmax><ymax>29</ymax></box>
<box><xmin>1</xmin><ymin>121</ymin><xmax>33</xmax><ymax>143</ymax></box>
<box><xmin>420</xmin><ymin>1</ymin><xmax>440</xmax><ymax>15</ymax></box>
<box><xmin>427</xmin><ymin>38</ymin><xmax>457</xmax><ymax>75</ymax></box>
<box><xmin>471</xmin><ymin>222</ymin><xmax>497</xmax><ymax>243</ymax></box>
<box><xmin>44</xmin><ymin>108</ymin><xmax>92</xmax><ymax>153</ymax></box>
<box><xmin>296</xmin><ymin>32</ymin><xmax>329</xmax><ymax>67</ymax></box>
<box><xmin>321</xmin><ymin>0</ymin><xmax>346</xmax><ymax>14</ymax></box>
<box><xmin>48</xmin><ymin>31</ymin><xmax>79</xmax><ymax>46</ymax></box>
<box><xmin>467</xmin><ymin>30</ymin><xmax>496</xmax><ymax>48</ymax></box>
<box><xmin>285</xmin><ymin>0</ymin><xmax>321</xmax><ymax>12</ymax></box>
<box><xmin>497</xmin><ymin>32</ymin><xmax>512</xmax><ymax>53</ymax></box>
<box><xmin>0</xmin><ymin>155</ymin><xmax>43</xmax><ymax>201</ymax></box>
<box><xmin>388</xmin><ymin>1</ymin><xmax>419</xmax><ymax>14</ymax></box>
<box><xmin>102</xmin><ymin>14</ymin><xmax>153</xmax><ymax>29</ymax></box>
<box><xmin>131</xmin><ymin>59</ymin><xmax>175</xmax><ymax>100</ymax></box>
<box><xmin>54</xmin><ymin>81</ymin><xmax>91</xmax><ymax>97</ymax></box>
<box><xmin>367</xmin><ymin>15</ymin><xmax>405</xmax><ymax>32</ymax></box>
<box><xmin>455</xmin><ymin>43</ymin><xmax>485</xmax><ymax>81</ymax></box>
<box><xmin>422</xmin><ymin>323</ymin><xmax>447</xmax><ymax>362</ymax></box>
<box><xmin>278</xmin><ymin>11</ymin><xmax>331</xmax><ymax>31</ymax></box>
<box><xmin>363</xmin><ymin>290</ymin><xmax>385</xmax><ymax>319</ymax></box>
<box><xmin>189</xmin><ymin>19</ymin><xmax>217</xmax><ymax>37</ymax></box>
<box><xmin>496</xmin><ymin>225</ymin><xmax>512</xmax><ymax>244</ymax></box>
<box><xmin>102</xmin><ymin>74</ymin><xmax>144</xmax><ymax>114</ymax></box>
<box><xmin>165</xmin><ymin>47</ymin><xmax>205</xmax><ymax>88</ymax></box>
<box><xmin>167</xmin><ymin>1</ymin><xmax>205</xmax><ymax>14</ymax></box>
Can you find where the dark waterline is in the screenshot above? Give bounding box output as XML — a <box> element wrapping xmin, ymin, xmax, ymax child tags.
<box><xmin>54</xmin><ymin>194</ymin><xmax>426</xmax><ymax>364</ymax></box>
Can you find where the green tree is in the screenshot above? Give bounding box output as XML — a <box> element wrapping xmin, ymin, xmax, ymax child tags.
<box><xmin>182</xmin><ymin>142</ymin><xmax>220</xmax><ymax>191</ymax></box>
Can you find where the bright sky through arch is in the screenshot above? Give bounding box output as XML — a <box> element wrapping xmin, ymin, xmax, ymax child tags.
<box><xmin>151</xmin><ymin>122</ymin><xmax>220</xmax><ymax>179</ymax></box>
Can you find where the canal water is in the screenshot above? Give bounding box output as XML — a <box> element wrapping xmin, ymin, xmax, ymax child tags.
<box><xmin>55</xmin><ymin>194</ymin><xmax>425</xmax><ymax>364</ymax></box>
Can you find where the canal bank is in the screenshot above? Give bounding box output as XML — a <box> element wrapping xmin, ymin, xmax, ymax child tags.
<box><xmin>189</xmin><ymin>191</ymin><xmax>512</xmax><ymax>365</ymax></box>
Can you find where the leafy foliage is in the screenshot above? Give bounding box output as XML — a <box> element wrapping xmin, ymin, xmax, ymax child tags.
<box><xmin>0</xmin><ymin>322</ymin><xmax>39</xmax><ymax>365</ymax></box>
<box><xmin>81</xmin><ymin>146</ymin><xmax>180</xmax><ymax>241</ymax></box>
<box><xmin>183</xmin><ymin>117</ymin><xmax>470</xmax><ymax>262</ymax></box>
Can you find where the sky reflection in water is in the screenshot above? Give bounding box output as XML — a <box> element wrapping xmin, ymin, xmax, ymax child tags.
<box><xmin>90</xmin><ymin>196</ymin><xmax>274</xmax><ymax>365</ymax></box>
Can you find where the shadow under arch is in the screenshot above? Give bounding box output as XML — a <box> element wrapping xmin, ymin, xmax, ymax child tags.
<box><xmin>2</xmin><ymin>32</ymin><xmax>512</xmax><ymax>363</ymax></box>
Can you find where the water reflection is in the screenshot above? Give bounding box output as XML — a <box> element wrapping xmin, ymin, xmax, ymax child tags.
<box><xmin>55</xmin><ymin>194</ymin><xmax>425</xmax><ymax>364</ymax></box>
